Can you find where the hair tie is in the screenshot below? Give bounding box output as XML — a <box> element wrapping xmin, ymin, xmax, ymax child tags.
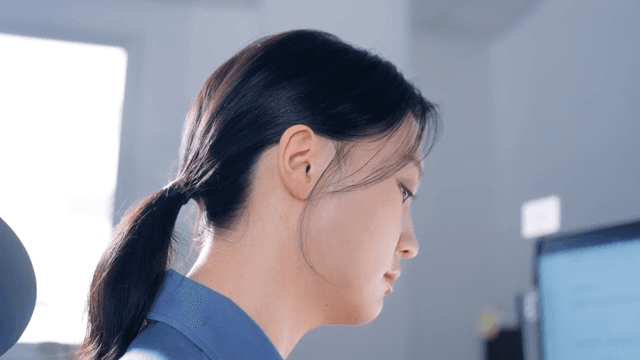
<box><xmin>162</xmin><ymin>182</ymin><xmax>189</xmax><ymax>205</ymax></box>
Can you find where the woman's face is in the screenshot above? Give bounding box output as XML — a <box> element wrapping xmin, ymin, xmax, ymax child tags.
<box><xmin>303</xmin><ymin>124</ymin><xmax>422</xmax><ymax>325</ymax></box>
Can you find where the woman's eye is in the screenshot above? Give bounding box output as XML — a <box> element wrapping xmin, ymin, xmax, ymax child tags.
<box><xmin>401</xmin><ymin>185</ymin><xmax>413</xmax><ymax>202</ymax></box>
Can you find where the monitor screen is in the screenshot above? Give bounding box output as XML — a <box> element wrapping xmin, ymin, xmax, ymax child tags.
<box><xmin>536</xmin><ymin>220</ymin><xmax>640</xmax><ymax>360</ymax></box>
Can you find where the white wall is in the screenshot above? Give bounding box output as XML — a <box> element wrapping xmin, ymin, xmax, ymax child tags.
<box><xmin>406</xmin><ymin>1</ymin><xmax>640</xmax><ymax>359</ymax></box>
<box><xmin>409</xmin><ymin>32</ymin><xmax>499</xmax><ymax>360</ymax></box>
<box><xmin>490</xmin><ymin>0</ymin><xmax>640</xmax><ymax>329</ymax></box>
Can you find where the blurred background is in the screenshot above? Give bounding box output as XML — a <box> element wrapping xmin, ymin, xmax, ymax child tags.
<box><xmin>0</xmin><ymin>0</ymin><xmax>638</xmax><ymax>359</ymax></box>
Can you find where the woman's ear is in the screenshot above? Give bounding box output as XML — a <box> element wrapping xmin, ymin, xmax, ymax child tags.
<box><xmin>278</xmin><ymin>125</ymin><xmax>329</xmax><ymax>201</ymax></box>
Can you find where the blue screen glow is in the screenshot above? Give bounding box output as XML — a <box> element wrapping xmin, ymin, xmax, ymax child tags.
<box><xmin>538</xmin><ymin>238</ymin><xmax>640</xmax><ymax>359</ymax></box>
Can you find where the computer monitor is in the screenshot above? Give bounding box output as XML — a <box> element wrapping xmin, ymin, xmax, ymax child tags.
<box><xmin>534</xmin><ymin>218</ymin><xmax>640</xmax><ymax>360</ymax></box>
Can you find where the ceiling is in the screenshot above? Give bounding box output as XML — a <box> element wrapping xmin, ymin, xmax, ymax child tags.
<box><xmin>411</xmin><ymin>0</ymin><xmax>544</xmax><ymax>40</ymax></box>
<box><xmin>139</xmin><ymin>0</ymin><xmax>544</xmax><ymax>41</ymax></box>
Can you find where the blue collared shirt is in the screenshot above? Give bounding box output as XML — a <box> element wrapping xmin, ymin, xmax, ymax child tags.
<box><xmin>121</xmin><ymin>268</ymin><xmax>283</xmax><ymax>360</ymax></box>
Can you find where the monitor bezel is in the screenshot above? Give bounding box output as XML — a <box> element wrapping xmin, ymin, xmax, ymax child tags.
<box><xmin>534</xmin><ymin>218</ymin><xmax>640</xmax><ymax>287</ymax></box>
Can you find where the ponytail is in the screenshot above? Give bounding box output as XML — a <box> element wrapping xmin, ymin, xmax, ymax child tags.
<box><xmin>76</xmin><ymin>184</ymin><xmax>189</xmax><ymax>360</ymax></box>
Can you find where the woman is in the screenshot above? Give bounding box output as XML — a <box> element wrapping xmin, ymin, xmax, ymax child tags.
<box><xmin>76</xmin><ymin>28</ymin><xmax>441</xmax><ymax>360</ymax></box>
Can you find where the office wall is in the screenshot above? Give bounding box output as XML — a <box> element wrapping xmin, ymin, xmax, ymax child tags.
<box><xmin>407</xmin><ymin>1</ymin><xmax>640</xmax><ymax>359</ymax></box>
<box><xmin>408</xmin><ymin>32</ymin><xmax>499</xmax><ymax>360</ymax></box>
<box><xmin>489</xmin><ymin>0</ymin><xmax>640</xmax><ymax>328</ymax></box>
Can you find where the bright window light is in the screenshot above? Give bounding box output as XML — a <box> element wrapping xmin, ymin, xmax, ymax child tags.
<box><xmin>0</xmin><ymin>32</ymin><xmax>127</xmax><ymax>345</ymax></box>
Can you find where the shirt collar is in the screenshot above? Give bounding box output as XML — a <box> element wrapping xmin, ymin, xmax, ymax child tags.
<box><xmin>146</xmin><ymin>268</ymin><xmax>283</xmax><ymax>360</ymax></box>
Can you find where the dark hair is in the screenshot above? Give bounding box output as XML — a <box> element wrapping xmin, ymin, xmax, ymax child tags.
<box><xmin>76</xmin><ymin>29</ymin><xmax>441</xmax><ymax>360</ymax></box>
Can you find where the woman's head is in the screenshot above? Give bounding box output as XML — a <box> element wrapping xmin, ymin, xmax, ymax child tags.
<box><xmin>177</xmin><ymin>29</ymin><xmax>439</xmax><ymax>327</ymax></box>
<box><xmin>78</xmin><ymin>29</ymin><xmax>441</xmax><ymax>360</ymax></box>
<box><xmin>175</xmin><ymin>29</ymin><xmax>439</xmax><ymax>237</ymax></box>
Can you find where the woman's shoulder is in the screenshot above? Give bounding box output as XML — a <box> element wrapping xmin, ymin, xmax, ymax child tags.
<box><xmin>119</xmin><ymin>321</ymin><xmax>210</xmax><ymax>360</ymax></box>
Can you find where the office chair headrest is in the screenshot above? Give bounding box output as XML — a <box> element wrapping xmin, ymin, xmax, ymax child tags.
<box><xmin>0</xmin><ymin>217</ymin><xmax>37</xmax><ymax>356</ymax></box>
